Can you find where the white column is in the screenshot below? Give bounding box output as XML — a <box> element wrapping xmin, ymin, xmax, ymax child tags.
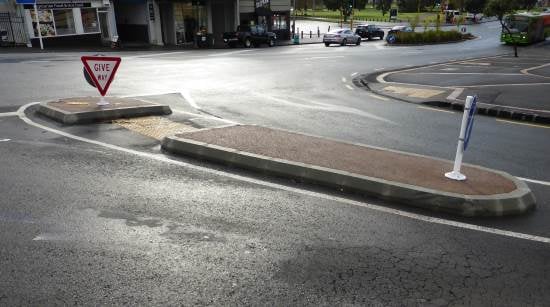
<box><xmin>108</xmin><ymin>1</ymin><xmax>118</xmax><ymax>39</ymax></box>
<box><xmin>73</xmin><ymin>8</ymin><xmax>84</xmax><ymax>34</ymax></box>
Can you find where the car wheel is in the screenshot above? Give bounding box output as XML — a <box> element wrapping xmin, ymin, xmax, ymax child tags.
<box><xmin>356</xmin><ymin>38</ymin><xmax>361</xmax><ymax>45</ymax></box>
<box><xmin>244</xmin><ymin>38</ymin><xmax>252</xmax><ymax>48</ymax></box>
<box><xmin>341</xmin><ymin>38</ymin><xmax>347</xmax><ymax>46</ymax></box>
<box><xmin>268</xmin><ymin>38</ymin><xmax>275</xmax><ymax>47</ymax></box>
<box><xmin>325</xmin><ymin>42</ymin><xmax>330</xmax><ymax>47</ymax></box>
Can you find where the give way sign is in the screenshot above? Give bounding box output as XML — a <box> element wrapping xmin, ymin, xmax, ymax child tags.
<box><xmin>81</xmin><ymin>56</ymin><xmax>122</xmax><ymax>96</ymax></box>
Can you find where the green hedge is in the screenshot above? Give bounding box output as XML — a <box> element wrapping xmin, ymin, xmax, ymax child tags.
<box><xmin>395</xmin><ymin>30</ymin><xmax>464</xmax><ymax>44</ymax></box>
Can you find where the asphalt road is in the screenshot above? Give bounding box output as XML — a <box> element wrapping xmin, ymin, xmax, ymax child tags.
<box><xmin>1</xmin><ymin>21</ymin><xmax>550</xmax><ymax>305</ymax></box>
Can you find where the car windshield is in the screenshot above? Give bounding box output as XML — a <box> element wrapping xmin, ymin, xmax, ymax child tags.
<box><xmin>505</xmin><ymin>16</ymin><xmax>529</xmax><ymax>32</ymax></box>
<box><xmin>328</xmin><ymin>29</ymin><xmax>345</xmax><ymax>34</ymax></box>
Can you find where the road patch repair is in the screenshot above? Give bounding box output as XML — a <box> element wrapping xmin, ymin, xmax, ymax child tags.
<box><xmin>359</xmin><ymin>51</ymin><xmax>550</xmax><ymax>124</ymax></box>
<box><xmin>162</xmin><ymin>125</ymin><xmax>535</xmax><ymax>217</ymax></box>
<box><xmin>37</xmin><ymin>97</ymin><xmax>172</xmax><ymax>125</ymax></box>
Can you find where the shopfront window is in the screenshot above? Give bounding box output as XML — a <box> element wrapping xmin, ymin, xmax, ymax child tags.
<box><xmin>53</xmin><ymin>9</ymin><xmax>76</xmax><ymax>35</ymax></box>
<box><xmin>81</xmin><ymin>8</ymin><xmax>99</xmax><ymax>33</ymax></box>
<box><xmin>31</xmin><ymin>10</ymin><xmax>55</xmax><ymax>37</ymax></box>
<box><xmin>272</xmin><ymin>15</ymin><xmax>287</xmax><ymax>30</ymax></box>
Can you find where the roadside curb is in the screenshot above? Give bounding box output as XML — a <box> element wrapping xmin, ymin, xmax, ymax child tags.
<box><xmin>162</xmin><ymin>128</ymin><xmax>536</xmax><ymax>217</ymax></box>
<box><xmin>356</xmin><ymin>63</ymin><xmax>550</xmax><ymax>125</ymax></box>
<box><xmin>37</xmin><ymin>97</ymin><xmax>172</xmax><ymax>125</ymax></box>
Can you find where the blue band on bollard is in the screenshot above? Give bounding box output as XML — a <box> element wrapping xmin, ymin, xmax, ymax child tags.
<box><xmin>464</xmin><ymin>95</ymin><xmax>477</xmax><ymax>150</ymax></box>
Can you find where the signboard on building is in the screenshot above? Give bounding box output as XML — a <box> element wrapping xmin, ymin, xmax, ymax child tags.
<box><xmin>15</xmin><ymin>0</ymin><xmax>36</xmax><ymax>4</ymax></box>
<box><xmin>255</xmin><ymin>0</ymin><xmax>269</xmax><ymax>9</ymax></box>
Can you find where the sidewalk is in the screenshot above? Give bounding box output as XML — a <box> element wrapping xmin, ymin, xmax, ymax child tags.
<box><xmin>162</xmin><ymin>125</ymin><xmax>535</xmax><ymax>217</ymax></box>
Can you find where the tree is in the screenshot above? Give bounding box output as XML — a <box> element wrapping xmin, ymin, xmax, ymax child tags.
<box><xmin>464</xmin><ymin>0</ymin><xmax>487</xmax><ymax>14</ymax></box>
<box><xmin>323</xmin><ymin>0</ymin><xmax>356</xmax><ymax>21</ymax></box>
<box><xmin>377</xmin><ymin>0</ymin><xmax>393</xmax><ymax>16</ymax></box>
<box><xmin>484</xmin><ymin>0</ymin><xmax>519</xmax><ymax>56</ymax></box>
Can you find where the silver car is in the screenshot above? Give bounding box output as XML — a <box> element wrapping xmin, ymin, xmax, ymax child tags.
<box><xmin>323</xmin><ymin>28</ymin><xmax>361</xmax><ymax>47</ymax></box>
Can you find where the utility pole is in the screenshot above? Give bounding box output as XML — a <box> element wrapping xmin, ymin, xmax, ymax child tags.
<box><xmin>292</xmin><ymin>0</ymin><xmax>296</xmax><ymax>37</ymax></box>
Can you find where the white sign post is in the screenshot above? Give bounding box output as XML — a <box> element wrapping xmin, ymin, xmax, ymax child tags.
<box><xmin>445</xmin><ymin>95</ymin><xmax>477</xmax><ymax>181</ymax></box>
<box><xmin>81</xmin><ymin>56</ymin><xmax>121</xmax><ymax>106</ymax></box>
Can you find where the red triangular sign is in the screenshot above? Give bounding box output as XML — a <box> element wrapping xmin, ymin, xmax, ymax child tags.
<box><xmin>81</xmin><ymin>56</ymin><xmax>121</xmax><ymax>96</ymax></box>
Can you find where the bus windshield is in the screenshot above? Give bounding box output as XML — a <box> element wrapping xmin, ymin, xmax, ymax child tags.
<box><xmin>505</xmin><ymin>16</ymin><xmax>529</xmax><ymax>32</ymax></box>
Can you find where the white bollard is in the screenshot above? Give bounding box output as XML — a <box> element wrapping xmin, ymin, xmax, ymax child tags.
<box><xmin>445</xmin><ymin>96</ymin><xmax>474</xmax><ymax>181</ymax></box>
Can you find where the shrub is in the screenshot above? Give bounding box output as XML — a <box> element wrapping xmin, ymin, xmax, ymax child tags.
<box><xmin>394</xmin><ymin>30</ymin><xmax>465</xmax><ymax>44</ymax></box>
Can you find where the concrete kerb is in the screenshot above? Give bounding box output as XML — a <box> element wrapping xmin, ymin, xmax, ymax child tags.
<box><xmin>162</xmin><ymin>131</ymin><xmax>536</xmax><ymax>217</ymax></box>
<box><xmin>356</xmin><ymin>57</ymin><xmax>550</xmax><ymax>125</ymax></box>
<box><xmin>37</xmin><ymin>98</ymin><xmax>172</xmax><ymax>125</ymax></box>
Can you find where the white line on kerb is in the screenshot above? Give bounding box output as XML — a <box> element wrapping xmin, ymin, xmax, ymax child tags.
<box><xmin>15</xmin><ymin>102</ymin><xmax>550</xmax><ymax>245</ymax></box>
<box><xmin>351</xmin><ymin>72</ymin><xmax>358</xmax><ymax>77</ymax></box>
<box><xmin>446</xmin><ymin>88</ymin><xmax>464</xmax><ymax>101</ymax></box>
<box><xmin>345</xmin><ymin>85</ymin><xmax>354</xmax><ymax>90</ymax></box>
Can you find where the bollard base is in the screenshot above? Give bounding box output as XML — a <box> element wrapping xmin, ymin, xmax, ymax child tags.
<box><xmin>445</xmin><ymin>171</ymin><xmax>467</xmax><ymax>181</ymax></box>
<box><xmin>97</xmin><ymin>97</ymin><xmax>110</xmax><ymax>106</ymax></box>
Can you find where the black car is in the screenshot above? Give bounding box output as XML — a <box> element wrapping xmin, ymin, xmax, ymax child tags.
<box><xmin>355</xmin><ymin>24</ymin><xmax>384</xmax><ymax>40</ymax></box>
<box><xmin>386</xmin><ymin>25</ymin><xmax>414</xmax><ymax>43</ymax></box>
<box><xmin>223</xmin><ymin>25</ymin><xmax>277</xmax><ymax>48</ymax></box>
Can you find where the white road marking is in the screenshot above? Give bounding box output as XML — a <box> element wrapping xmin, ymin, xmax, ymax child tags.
<box><xmin>0</xmin><ymin>139</ymin><xmax>11</xmax><ymax>142</ymax></box>
<box><xmin>15</xmin><ymin>102</ymin><xmax>550</xmax><ymax>244</ymax></box>
<box><xmin>25</xmin><ymin>60</ymin><xmax>51</xmax><ymax>63</ymax></box>
<box><xmin>520</xmin><ymin>63</ymin><xmax>550</xmax><ymax>79</ymax></box>
<box><xmin>460</xmin><ymin>82</ymin><xmax>550</xmax><ymax>88</ymax></box>
<box><xmin>417</xmin><ymin>106</ymin><xmax>455</xmax><ymax>114</ymax></box>
<box><xmin>256</xmin><ymin>94</ymin><xmax>397</xmax><ymax>124</ymax></box>
<box><xmin>0</xmin><ymin>112</ymin><xmax>18</xmax><ymax>118</ymax></box>
<box><xmin>375</xmin><ymin>44</ymin><xmax>386</xmax><ymax>49</ymax></box>
<box><xmin>124</xmin><ymin>51</ymin><xmax>189</xmax><ymax>59</ymax></box>
<box><xmin>446</xmin><ymin>88</ymin><xmax>464</xmax><ymax>100</ymax></box>
<box><xmin>351</xmin><ymin>72</ymin><xmax>358</xmax><ymax>77</ymax></box>
<box><xmin>209</xmin><ymin>49</ymin><xmax>254</xmax><ymax>57</ymax></box>
<box><xmin>305</xmin><ymin>56</ymin><xmax>345</xmax><ymax>60</ymax></box>
<box><xmin>180</xmin><ymin>90</ymin><xmax>200</xmax><ymax>110</ymax></box>
<box><xmin>518</xmin><ymin>177</ymin><xmax>550</xmax><ymax>187</ymax></box>
<box><xmin>374</xmin><ymin>67</ymin><xmax>385</xmax><ymax>71</ymax></box>
<box><xmin>368</xmin><ymin>93</ymin><xmax>389</xmax><ymax>101</ymax></box>
<box><xmin>170</xmin><ymin>109</ymin><xmax>239</xmax><ymax>125</ymax></box>
<box><xmin>400</xmin><ymin>72</ymin><xmax>523</xmax><ymax>76</ymax></box>
<box><xmin>345</xmin><ymin>84</ymin><xmax>354</xmax><ymax>90</ymax></box>
<box><xmin>342</xmin><ymin>77</ymin><xmax>347</xmax><ymax>83</ymax></box>
<box><xmin>496</xmin><ymin>119</ymin><xmax>550</xmax><ymax>129</ymax></box>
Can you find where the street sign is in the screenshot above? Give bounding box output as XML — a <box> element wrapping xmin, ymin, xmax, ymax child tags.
<box><xmin>81</xmin><ymin>56</ymin><xmax>121</xmax><ymax>97</ymax></box>
<box><xmin>463</xmin><ymin>95</ymin><xmax>477</xmax><ymax>150</ymax></box>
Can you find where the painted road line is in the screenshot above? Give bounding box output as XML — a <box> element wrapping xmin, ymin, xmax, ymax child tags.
<box><xmin>518</xmin><ymin>177</ymin><xmax>550</xmax><ymax>187</ymax></box>
<box><xmin>170</xmin><ymin>109</ymin><xmax>239</xmax><ymax>125</ymax></box>
<box><xmin>342</xmin><ymin>77</ymin><xmax>347</xmax><ymax>83</ymax></box>
<box><xmin>345</xmin><ymin>85</ymin><xmax>354</xmax><ymax>90</ymax></box>
<box><xmin>446</xmin><ymin>88</ymin><xmax>464</xmax><ymax>101</ymax></box>
<box><xmin>305</xmin><ymin>56</ymin><xmax>345</xmax><ymax>60</ymax></box>
<box><xmin>180</xmin><ymin>90</ymin><xmax>200</xmax><ymax>110</ymax></box>
<box><xmin>209</xmin><ymin>49</ymin><xmax>254</xmax><ymax>57</ymax></box>
<box><xmin>460</xmin><ymin>82</ymin><xmax>550</xmax><ymax>88</ymax></box>
<box><xmin>374</xmin><ymin>67</ymin><xmax>386</xmax><ymax>71</ymax></box>
<box><xmin>351</xmin><ymin>72</ymin><xmax>358</xmax><ymax>77</ymax></box>
<box><xmin>496</xmin><ymin>119</ymin><xmax>550</xmax><ymax>129</ymax></box>
<box><xmin>0</xmin><ymin>139</ymin><xmax>11</xmax><ymax>142</ymax></box>
<box><xmin>521</xmin><ymin>63</ymin><xmax>550</xmax><ymax>79</ymax></box>
<box><xmin>368</xmin><ymin>93</ymin><xmax>389</xmax><ymax>101</ymax></box>
<box><xmin>16</xmin><ymin>101</ymin><xmax>550</xmax><ymax>244</ymax></box>
<box><xmin>0</xmin><ymin>112</ymin><xmax>18</xmax><ymax>118</ymax></box>
<box><xmin>417</xmin><ymin>106</ymin><xmax>455</xmax><ymax>114</ymax></box>
<box><xmin>400</xmin><ymin>72</ymin><xmax>524</xmax><ymax>76</ymax></box>
<box><xmin>124</xmin><ymin>51</ymin><xmax>189</xmax><ymax>59</ymax></box>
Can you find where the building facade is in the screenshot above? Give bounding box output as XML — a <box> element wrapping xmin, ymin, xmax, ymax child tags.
<box><xmin>15</xmin><ymin>0</ymin><xmax>290</xmax><ymax>47</ymax></box>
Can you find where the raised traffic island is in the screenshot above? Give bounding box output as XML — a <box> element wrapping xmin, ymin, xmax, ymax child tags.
<box><xmin>162</xmin><ymin>125</ymin><xmax>536</xmax><ymax>217</ymax></box>
<box><xmin>37</xmin><ymin>97</ymin><xmax>172</xmax><ymax>125</ymax></box>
